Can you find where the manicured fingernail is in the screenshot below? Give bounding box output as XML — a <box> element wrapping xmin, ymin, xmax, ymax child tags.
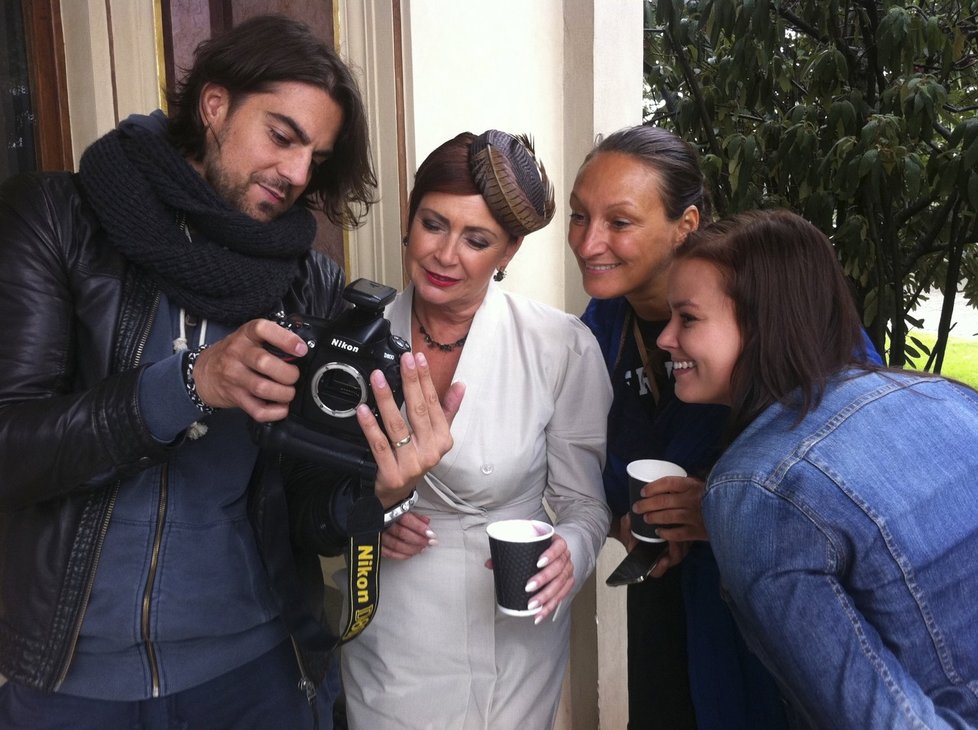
<box><xmin>525</xmin><ymin>580</ymin><xmax>538</xmax><ymax>592</ymax></box>
<box><xmin>425</xmin><ymin>530</ymin><xmax>437</xmax><ymax>539</ymax></box>
<box><xmin>536</xmin><ymin>555</ymin><xmax>549</xmax><ymax>568</ymax></box>
<box><xmin>427</xmin><ymin>538</ymin><xmax>439</xmax><ymax>547</ymax></box>
<box><xmin>534</xmin><ymin>613</ymin><xmax>545</xmax><ymax>625</ymax></box>
<box><xmin>527</xmin><ymin>599</ymin><xmax>540</xmax><ymax>610</ymax></box>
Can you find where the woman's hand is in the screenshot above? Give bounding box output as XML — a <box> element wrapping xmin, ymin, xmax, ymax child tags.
<box><xmin>356</xmin><ymin>351</ymin><xmax>465</xmax><ymax>508</ymax></box>
<box><xmin>649</xmin><ymin>540</ymin><xmax>691</xmax><ymax>578</ymax></box>
<box><xmin>617</xmin><ymin>513</ymin><xmax>639</xmax><ymax>552</ymax></box>
<box><xmin>633</xmin><ymin>475</ymin><xmax>708</xmax><ymax>543</ymax></box>
<box><xmin>618</xmin><ymin>512</ymin><xmax>686</xmax><ymax>578</ymax></box>
<box><xmin>618</xmin><ymin>475</ymin><xmax>706</xmax><ymax>577</ymax></box>
<box><xmin>487</xmin><ymin>533</ymin><xmax>575</xmax><ymax>626</ymax></box>
<box><xmin>381</xmin><ymin>512</ymin><xmax>437</xmax><ymax>559</ymax></box>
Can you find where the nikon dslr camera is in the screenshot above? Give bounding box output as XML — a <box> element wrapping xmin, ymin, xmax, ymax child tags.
<box><xmin>253</xmin><ymin>278</ymin><xmax>411</xmax><ymax>478</ymax></box>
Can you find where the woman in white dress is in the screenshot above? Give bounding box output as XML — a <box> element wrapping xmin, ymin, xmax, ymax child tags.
<box><xmin>341</xmin><ymin>130</ymin><xmax>612</xmax><ymax>729</ymax></box>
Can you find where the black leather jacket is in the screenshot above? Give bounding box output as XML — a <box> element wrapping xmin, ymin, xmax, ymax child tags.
<box><xmin>0</xmin><ymin>172</ymin><xmax>355</xmax><ymax>691</ymax></box>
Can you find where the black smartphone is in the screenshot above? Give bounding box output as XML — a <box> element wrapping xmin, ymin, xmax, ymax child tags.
<box><xmin>605</xmin><ymin>541</ymin><xmax>669</xmax><ymax>587</ymax></box>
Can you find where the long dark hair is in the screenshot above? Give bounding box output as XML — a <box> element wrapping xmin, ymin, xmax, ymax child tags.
<box><xmin>167</xmin><ymin>14</ymin><xmax>376</xmax><ymax>227</ymax></box>
<box><xmin>674</xmin><ymin>209</ymin><xmax>869</xmax><ymax>435</ymax></box>
<box><xmin>584</xmin><ymin>125</ymin><xmax>713</xmax><ymax>221</ymax></box>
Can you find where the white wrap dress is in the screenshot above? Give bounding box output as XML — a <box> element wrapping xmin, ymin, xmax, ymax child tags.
<box><xmin>341</xmin><ymin>282</ymin><xmax>612</xmax><ymax>729</ymax></box>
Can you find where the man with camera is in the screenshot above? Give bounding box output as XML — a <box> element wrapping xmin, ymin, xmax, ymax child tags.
<box><xmin>0</xmin><ymin>15</ymin><xmax>461</xmax><ymax>730</ymax></box>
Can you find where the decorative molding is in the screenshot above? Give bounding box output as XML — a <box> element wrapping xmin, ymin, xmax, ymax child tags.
<box><xmin>334</xmin><ymin>1</ymin><xmax>404</xmax><ymax>289</ymax></box>
<box><xmin>23</xmin><ymin>0</ymin><xmax>73</xmax><ymax>170</ymax></box>
<box><xmin>153</xmin><ymin>0</ymin><xmax>167</xmax><ymax>111</ymax></box>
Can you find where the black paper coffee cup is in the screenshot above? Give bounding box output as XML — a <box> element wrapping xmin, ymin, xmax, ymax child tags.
<box><xmin>486</xmin><ymin>519</ymin><xmax>554</xmax><ymax>616</ymax></box>
<box><xmin>627</xmin><ymin>459</ymin><xmax>687</xmax><ymax>543</ymax></box>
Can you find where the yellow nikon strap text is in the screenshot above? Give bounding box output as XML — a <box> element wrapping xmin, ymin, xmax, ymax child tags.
<box><xmin>339</xmin><ymin>530</ymin><xmax>382</xmax><ymax>642</ymax></box>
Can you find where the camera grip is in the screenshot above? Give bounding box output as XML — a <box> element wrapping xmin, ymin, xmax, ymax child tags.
<box><xmin>251</xmin><ymin>419</ymin><xmax>378</xmax><ymax>483</ymax></box>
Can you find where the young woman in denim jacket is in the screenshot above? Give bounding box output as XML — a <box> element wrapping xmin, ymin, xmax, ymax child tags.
<box><xmin>658</xmin><ymin>208</ymin><xmax>978</xmax><ymax>729</ymax></box>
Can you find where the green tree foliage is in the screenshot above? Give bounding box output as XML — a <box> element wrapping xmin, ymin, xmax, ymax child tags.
<box><xmin>645</xmin><ymin>0</ymin><xmax>978</xmax><ymax>367</ymax></box>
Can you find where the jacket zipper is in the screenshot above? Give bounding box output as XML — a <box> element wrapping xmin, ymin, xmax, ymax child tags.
<box><xmin>142</xmin><ymin>461</ymin><xmax>168</xmax><ymax>697</ymax></box>
<box><xmin>139</xmin><ymin>291</ymin><xmax>165</xmax><ymax>697</ymax></box>
<box><xmin>53</xmin><ymin>291</ymin><xmax>161</xmax><ymax>690</ymax></box>
<box><xmin>53</xmin><ymin>485</ymin><xmax>120</xmax><ymax>689</ymax></box>
<box><xmin>290</xmin><ymin>636</ymin><xmax>320</xmax><ymax>730</ymax></box>
<box><xmin>132</xmin><ymin>293</ymin><xmax>160</xmax><ymax>367</ymax></box>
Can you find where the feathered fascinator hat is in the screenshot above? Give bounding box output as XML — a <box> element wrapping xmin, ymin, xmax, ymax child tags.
<box><xmin>468</xmin><ymin>130</ymin><xmax>555</xmax><ymax>237</ymax></box>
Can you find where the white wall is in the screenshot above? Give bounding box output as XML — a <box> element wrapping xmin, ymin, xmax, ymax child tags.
<box><xmin>401</xmin><ymin>1</ymin><xmax>567</xmax><ymax>306</ymax></box>
<box><xmin>562</xmin><ymin>0</ymin><xmax>646</xmax><ymax>315</ymax></box>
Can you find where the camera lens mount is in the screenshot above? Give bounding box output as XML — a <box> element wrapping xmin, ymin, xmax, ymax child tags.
<box><xmin>311</xmin><ymin>362</ymin><xmax>368</xmax><ymax>417</ymax></box>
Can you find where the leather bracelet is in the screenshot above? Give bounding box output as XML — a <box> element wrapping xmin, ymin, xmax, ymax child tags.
<box><xmin>383</xmin><ymin>489</ymin><xmax>419</xmax><ymax>526</ymax></box>
<box><xmin>183</xmin><ymin>345</ymin><xmax>215</xmax><ymax>415</ymax></box>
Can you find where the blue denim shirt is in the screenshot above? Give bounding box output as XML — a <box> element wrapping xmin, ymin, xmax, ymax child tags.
<box><xmin>704</xmin><ymin>369</ymin><xmax>978</xmax><ymax>729</ymax></box>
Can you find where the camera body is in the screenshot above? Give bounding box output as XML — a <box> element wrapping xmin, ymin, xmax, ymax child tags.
<box><xmin>284</xmin><ymin>278</ymin><xmax>410</xmax><ymax>439</ymax></box>
<box><xmin>255</xmin><ymin>278</ymin><xmax>410</xmax><ymax>475</ymax></box>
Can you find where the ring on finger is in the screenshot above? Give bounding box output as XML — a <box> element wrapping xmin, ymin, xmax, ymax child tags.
<box><xmin>392</xmin><ymin>433</ymin><xmax>413</xmax><ymax>448</ymax></box>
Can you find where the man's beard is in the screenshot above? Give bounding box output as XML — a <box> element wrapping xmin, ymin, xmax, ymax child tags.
<box><xmin>202</xmin><ymin>147</ymin><xmax>289</xmax><ymax>222</ymax></box>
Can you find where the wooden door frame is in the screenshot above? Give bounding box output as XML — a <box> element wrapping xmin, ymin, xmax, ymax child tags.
<box><xmin>22</xmin><ymin>0</ymin><xmax>72</xmax><ymax>171</ymax></box>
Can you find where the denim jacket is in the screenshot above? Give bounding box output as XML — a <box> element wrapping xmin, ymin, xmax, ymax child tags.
<box><xmin>703</xmin><ymin>369</ymin><xmax>978</xmax><ymax>729</ymax></box>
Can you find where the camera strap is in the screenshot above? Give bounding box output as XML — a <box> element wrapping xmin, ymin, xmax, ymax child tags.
<box><xmin>250</xmin><ymin>420</ymin><xmax>386</xmax><ymax>644</ymax></box>
<box><xmin>337</xmin><ymin>529</ymin><xmax>382</xmax><ymax>643</ymax></box>
<box><xmin>334</xmin><ymin>485</ymin><xmax>387</xmax><ymax>644</ymax></box>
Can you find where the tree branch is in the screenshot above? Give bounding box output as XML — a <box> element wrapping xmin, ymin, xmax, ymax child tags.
<box><xmin>664</xmin><ymin>28</ymin><xmax>723</xmax><ymax>159</ymax></box>
<box><xmin>908</xmin><ymin>193</ymin><xmax>957</xmax><ymax>263</ymax></box>
<box><xmin>946</xmin><ymin>103</ymin><xmax>978</xmax><ymax>113</ymax></box>
<box><xmin>855</xmin><ymin>2</ymin><xmax>884</xmax><ymax>106</ymax></box>
<box><xmin>895</xmin><ymin>194</ymin><xmax>934</xmax><ymax>229</ymax></box>
<box><xmin>776</xmin><ymin>5</ymin><xmax>828</xmax><ymax>43</ymax></box>
<box><xmin>662</xmin><ymin>26</ymin><xmax>729</xmax><ymax>211</ymax></box>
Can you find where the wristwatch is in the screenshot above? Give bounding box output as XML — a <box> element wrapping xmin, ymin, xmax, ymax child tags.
<box><xmin>382</xmin><ymin>489</ymin><xmax>419</xmax><ymax>527</ymax></box>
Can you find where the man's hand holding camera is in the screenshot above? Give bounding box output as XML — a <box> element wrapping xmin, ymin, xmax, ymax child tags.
<box><xmin>192</xmin><ymin>318</ymin><xmax>309</xmax><ymax>422</ymax></box>
<box><xmin>192</xmin><ymin>318</ymin><xmax>464</xmax><ymax>505</ymax></box>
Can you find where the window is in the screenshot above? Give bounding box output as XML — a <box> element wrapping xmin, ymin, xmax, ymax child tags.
<box><xmin>1</xmin><ymin>0</ymin><xmax>71</xmax><ymax>177</ymax></box>
<box><xmin>1</xmin><ymin>2</ymin><xmax>36</xmax><ymax>177</ymax></box>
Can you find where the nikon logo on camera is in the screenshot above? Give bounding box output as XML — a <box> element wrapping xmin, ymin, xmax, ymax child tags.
<box><xmin>331</xmin><ymin>337</ymin><xmax>360</xmax><ymax>353</ymax></box>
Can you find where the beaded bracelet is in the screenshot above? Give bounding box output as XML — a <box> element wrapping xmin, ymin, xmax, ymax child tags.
<box><xmin>183</xmin><ymin>345</ymin><xmax>215</xmax><ymax>415</ymax></box>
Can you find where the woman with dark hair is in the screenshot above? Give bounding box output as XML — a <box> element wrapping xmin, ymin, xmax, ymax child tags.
<box><xmin>341</xmin><ymin>131</ymin><xmax>612</xmax><ymax>729</ymax></box>
<box><xmin>568</xmin><ymin>125</ymin><xmax>790</xmax><ymax>729</ymax></box>
<box><xmin>657</xmin><ymin>208</ymin><xmax>978</xmax><ymax>728</ymax></box>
